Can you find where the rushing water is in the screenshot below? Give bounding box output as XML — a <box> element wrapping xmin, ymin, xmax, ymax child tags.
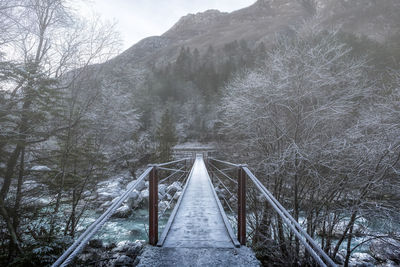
<box><xmin>77</xmin><ymin>208</ymin><xmax>171</xmax><ymax>246</ymax></box>
<box><xmin>226</xmin><ymin>211</ymin><xmax>398</xmax><ymax>255</ymax></box>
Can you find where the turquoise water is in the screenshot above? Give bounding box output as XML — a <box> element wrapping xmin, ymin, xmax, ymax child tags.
<box><xmin>225</xmin><ymin>210</ymin><xmax>396</xmax><ymax>254</ymax></box>
<box><xmin>77</xmin><ymin>208</ymin><xmax>171</xmax><ymax>245</ymax></box>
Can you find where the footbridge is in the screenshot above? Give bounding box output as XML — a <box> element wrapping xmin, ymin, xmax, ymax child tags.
<box><xmin>52</xmin><ymin>155</ymin><xmax>336</xmax><ymax>267</ymax></box>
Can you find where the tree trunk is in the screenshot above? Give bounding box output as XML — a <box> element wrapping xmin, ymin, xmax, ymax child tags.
<box><xmin>333</xmin><ymin>211</ymin><xmax>357</xmax><ymax>258</ymax></box>
<box><xmin>8</xmin><ymin>149</ymin><xmax>25</xmax><ymax>260</ymax></box>
<box><xmin>0</xmin><ymin>198</ymin><xmax>22</xmax><ymax>256</ymax></box>
<box><xmin>344</xmin><ymin>218</ymin><xmax>355</xmax><ymax>267</ymax></box>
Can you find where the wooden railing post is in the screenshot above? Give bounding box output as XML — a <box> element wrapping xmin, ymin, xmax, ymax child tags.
<box><xmin>149</xmin><ymin>165</ymin><xmax>158</xmax><ymax>245</ymax></box>
<box><xmin>238</xmin><ymin>165</ymin><xmax>247</xmax><ymax>245</ymax></box>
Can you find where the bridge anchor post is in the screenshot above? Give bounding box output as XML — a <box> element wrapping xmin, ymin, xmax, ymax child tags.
<box><xmin>149</xmin><ymin>165</ymin><xmax>158</xmax><ymax>245</ymax></box>
<box><xmin>238</xmin><ymin>165</ymin><xmax>247</xmax><ymax>245</ymax></box>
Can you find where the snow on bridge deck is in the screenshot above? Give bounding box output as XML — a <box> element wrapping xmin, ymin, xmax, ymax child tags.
<box><xmin>137</xmin><ymin>155</ymin><xmax>261</xmax><ymax>266</ymax></box>
<box><xmin>159</xmin><ymin>155</ymin><xmax>236</xmax><ymax>248</ymax></box>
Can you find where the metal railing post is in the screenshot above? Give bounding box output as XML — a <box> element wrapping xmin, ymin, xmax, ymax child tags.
<box><xmin>238</xmin><ymin>165</ymin><xmax>247</xmax><ymax>245</ymax></box>
<box><xmin>149</xmin><ymin>165</ymin><xmax>158</xmax><ymax>245</ymax></box>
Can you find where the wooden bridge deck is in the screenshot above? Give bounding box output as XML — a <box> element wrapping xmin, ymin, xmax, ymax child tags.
<box><xmin>159</xmin><ymin>155</ymin><xmax>238</xmax><ymax>248</ymax></box>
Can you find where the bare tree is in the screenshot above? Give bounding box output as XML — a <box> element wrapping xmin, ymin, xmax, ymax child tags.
<box><xmin>0</xmin><ymin>0</ymin><xmax>120</xmax><ymax>262</ymax></box>
<box><xmin>220</xmin><ymin>21</ymin><xmax>400</xmax><ymax>265</ymax></box>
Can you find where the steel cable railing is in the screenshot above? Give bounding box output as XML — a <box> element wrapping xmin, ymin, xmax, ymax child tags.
<box><xmin>244</xmin><ymin>167</ymin><xmax>336</xmax><ymax>267</ymax></box>
<box><xmin>206</xmin><ymin>159</ymin><xmax>239</xmax><ymax>234</ymax></box>
<box><xmin>53</xmin><ymin>157</ymin><xmax>191</xmax><ymax>267</ymax></box>
<box><xmin>158</xmin><ymin>171</ymin><xmax>190</xmax><ymax>220</ymax></box>
<box><xmin>157</xmin><ymin>166</ymin><xmax>187</xmax><ymax>173</ymax></box>
<box><xmin>207</xmin><ymin>158</ymin><xmax>336</xmax><ymax>267</ymax></box>
<box><xmin>209</xmin><ymin>170</ymin><xmax>237</xmax><ymax>202</ymax></box>
<box><xmin>158</xmin><ymin>166</ymin><xmax>187</xmax><ymax>184</ymax></box>
<box><xmin>52</xmin><ymin>167</ymin><xmax>152</xmax><ymax>267</ymax></box>
<box><xmin>156</xmin><ymin>158</ymin><xmax>190</xmax><ymax>167</ymax></box>
<box><xmin>208</xmin><ymin>161</ymin><xmax>238</xmax><ymax>185</ymax></box>
<box><xmin>208</xmin><ymin>157</ymin><xmax>240</xmax><ymax>167</ymax></box>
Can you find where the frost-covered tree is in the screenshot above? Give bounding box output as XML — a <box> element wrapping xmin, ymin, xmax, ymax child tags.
<box><xmin>220</xmin><ymin>21</ymin><xmax>400</xmax><ymax>265</ymax></box>
<box><xmin>0</xmin><ymin>0</ymin><xmax>120</xmax><ymax>263</ymax></box>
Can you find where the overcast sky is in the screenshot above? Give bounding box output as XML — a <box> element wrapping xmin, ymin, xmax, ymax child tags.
<box><xmin>79</xmin><ymin>0</ymin><xmax>256</xmax><ymax>50</ymax></box>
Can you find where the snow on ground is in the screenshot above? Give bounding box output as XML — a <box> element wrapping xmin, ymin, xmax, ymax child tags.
<box><xmin>30</xmin><ymin>165</ymin><xmax>51</xmax><ymax>171</ymax></box>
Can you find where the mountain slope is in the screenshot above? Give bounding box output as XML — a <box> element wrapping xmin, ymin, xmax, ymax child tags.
<box><xmin>109</xmin><ymin>0</ymin><xmax>400</xmax><ymax>67</ymax></box>
<box><xmin>78</xmin><ymin>0</ymin><xmax>400</xmax><ymax>144</ymax></box>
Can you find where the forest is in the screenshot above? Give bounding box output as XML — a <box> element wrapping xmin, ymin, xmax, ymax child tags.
<box><xmin>0</xmin><ymin>0</ymin><xmax>399</xmax><ymax>266</ymax></box>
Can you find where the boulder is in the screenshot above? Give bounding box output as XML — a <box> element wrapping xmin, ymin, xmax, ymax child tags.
<box><xmin>112</xmin><ymin>240</ymin><xmax>142</xmax><ymax>254</ymax></box>
<box><xmin>131</xmin><ymin>197</ymin><xmax>144</xmax><ymax>209</ymax></box>
<box><xmin>352</xmin><ymin>252</ymin><xmax>376</xmax><ymax>263</ymax></box>
<box><xmin>127</xmin><ymin>190</ymin><xmax>139</xmax><ymax>203</ymax></box>
<box><xmin>127</xmin><ymin>190</ymin><xmax>143</xmax><ymax>209</ymax></box>
<box><xmin>349</xmin><ymin>262</ymin><xmax>374</xmax><ymax>267</ymax></box>
<box><xmin>112</xmin><ymin>205</ymin><xmax>132</xmax><ymax>218</ymax></box>
<box><xmin>22</xmin><ymin>180</ymin><xmax>41</xmax><ymax>191</ymax></box>
<box><xmin>158</xmin><ymin>184</ymin><xmax>167</xmax><ymax>196</ymax></box>
<box><xmin>113</xmin><ymin>255</ymin><xmax>134</xmax><ymax>266</ymax></box>
<box><xmin>125</xmin><ymin>242</ymin><xmax>143</xmax><ymax>258</ymax></box>
<box><xmin>159</xmin><ymin>193</ymin><xmax>168</xmax><ymax>201</ymax></box>
<box><xmin>384</xmin><ymin>260</ymin><xmax>399</xmax><ymax>267</ymax></box>
<box><xmin>127</xmin><ymin>179</ymin><xmax>146</xmax><ymax>191</ymax></box>
<box><xmin>32</xmin><ymin>197</ymin><xmax>51</xmax><ymax>207</ymax></box>
<box><xmin>30</xmin><ymin>165</ymin><xmax>51</xmax><ymax>171</ymax></box>
<box><xmin>141</xmin><ymin>189</ymin><xmax>149</xmax><ymax>199</ymax></box>
<box><xmin>98</xmin><ymin>179</ymin><xmax>123</xmax><ymax>189</ymax></box>
<box><xmin>370</xmin><ymin>238</ymin><xmax>400</xmax><ymax>264</ymax></box>
<box><xmin>100</xmin><ymin>200</ymin><xmax>112</xmax><ymax>209</ymax></box>
<box><xmin>78</xmin><ymin>252</ymin><xmax>93</xmax><ymax>263</ymax></box>
<box><xmin>335</xmin><ymin>252</ymin><xmax>345</xmax><ymax>265</ymax></box>
<box><xmin>167</xmin><ymin>181</ymin><xmax>182</xmax><ymax>195</ymax></box>
<box><xmin>111</xmin><ymin>196</ymin><xmax>121</xmax><ymax>203</ymax></box>
<box><xmin>349</xmin><ymin>252</ymin><xmax>376</xmax><ymax>267</ymax></box>
<box><xmin>82</xmin><ymin>190</ymin><xmax>92</xmax><ymax>198</ymax></box>
<box><xmin>96</xmin><ymin>178</ymin><xmax>124</xmax><ymax>202</ymax></box>
<box><xmin>97</xmin><ymin>189</ymin><xmax>120</xmax><ymax>202</ymax></box>
<box><xmin>159</xmin><ymin>201</ymin><xmax>170</xmax><ymax>211</ymax></box>
<box><xmin>128</xmin><ymin>189</ymin><xmax>140</xmax><ymax>200</ymax></box>
<box><xmin>105</xmin><ymin>243</ymin><xmax>117</xmax><ymax>250</ymax></box>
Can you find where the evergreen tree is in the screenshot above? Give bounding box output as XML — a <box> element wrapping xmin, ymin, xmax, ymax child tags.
<box><xmin>155</xmin><ymin>110</ymin><xmax>177</xmax><ymax>162</ymax></box>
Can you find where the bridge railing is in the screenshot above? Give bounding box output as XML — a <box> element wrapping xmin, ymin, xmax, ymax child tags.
<box><xmin>207</xmin><ymin>158</ymin><xmax>336</xmax><ymax>267</ymax></box>
<box><xmin>52</xmin><ymin>157</ymin><xmax>190</xmax><ymax>267</ymax></box>
<box><xmin>149</xmin><ymin>158</ymin><xmax>192</xmax><ymax>246</ymax></box>
<box><xmin>206</xmin><ymin>159</ymin><xmax>240</xmax><ymax>235</ymax></box>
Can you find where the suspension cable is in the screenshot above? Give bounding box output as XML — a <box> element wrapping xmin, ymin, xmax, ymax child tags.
<box><xmin>209</xmin><ymin>158</ymin><xmax>240</xmax><ymax>167</ymax></box>
<box><xmin>221</xmin><ymin>195</ymin><xmax>234</xmax><ymax>214</ymax></box>
<box><xmin>52</xmin><ymin>167</ymin><xmax>152</xmax><ymax>267</ymax></box>
<box><xmin>208</xmin><ymin>161</ymin><xmax>238</xmax><ymax>185</ymax></box>
<box><xmin>156</xmin><ymin>157</ymin><xmax>190</xmax><ymax>167</ymax></box>
<box><xmin>243</xmin><ymin>167</ymin><xmax>336</xmax><ymax>267</ymax></box>
<box><xmin>157</xmin><ymin>166</ymin><xmax>188</xmax><ymax>173</ymax></box>
<box><xmin>210</xmin><ymin>171</ymin><xmax>237</xmax><ymax>201</ymax></box>
<box><xmin>158</xmin><ymin>166</ymin><xmax>186</xmax><ymax>184</ymax></box>
<box><xmin>162</xmin><ymin>171</ymin><xmax>187</xmax><ymax>199</ymax></box>
<box><xmin>159</xmin><ymin>170</ymin><xmax>190</xmax><ymax>219</ymax></box>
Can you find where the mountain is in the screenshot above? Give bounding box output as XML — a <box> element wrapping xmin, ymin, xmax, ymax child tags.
<box><xmin>109</xmin><ymin>0</ymin><xmax>400</xmax><ymax>67</ymax></box>
<box><xmin>80</xmin><ymin>0</ymin><xmax>400</xmax><ymax>143</ymax></box>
